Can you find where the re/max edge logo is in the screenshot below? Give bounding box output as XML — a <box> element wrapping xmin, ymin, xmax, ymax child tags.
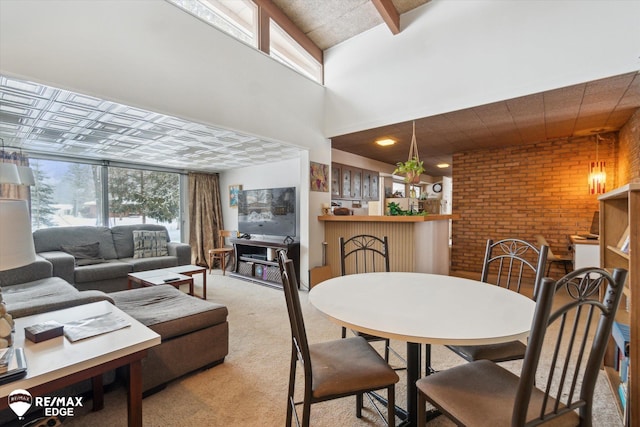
<box><xmin>8</xmin><ymin>389</ymin><xmax>83</xmax><ymax>419</ymax></box>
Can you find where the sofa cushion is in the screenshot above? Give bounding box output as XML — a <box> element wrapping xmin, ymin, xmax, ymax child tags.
<box><xmin>111</xmin><ymin>224</ymin><xmax>172</xmax><ymax>259</ymax></box>
<box><xmin>121</xmin><ymin>256</ymin><xmax>179</xmax><ymax>272</ymax></box>
<box><xmin>33</xmin><ymin>226</ymin><xmax>118</xmax><ymax>260</ymax></box>
<box><xmin>60</xmin><ymin>242</ymin><xmax>106</xmax><ymax>266</ymax></box>
<box><xmin>132</xmin><ymin>230</ymin><xmax>168</xmax><ymax>258</ymax></box>
<box><xmin>110</xmin><ymin>285</ymin><xmax>228</xmax><ymax>340</ymax></box>
<box><xmin>74</xmin><ymin>260</ymin><xmax>132</xmax><ymax>284</ymax></box>
<box><xmin>0</xmin><ymin>256</ymin><xmax>52</xmax><ymax>287</ymax></box>
<box><xmin>2</xmin><ymin>276</ymin><xmax>113</xmax><ymax>318</ymax></box>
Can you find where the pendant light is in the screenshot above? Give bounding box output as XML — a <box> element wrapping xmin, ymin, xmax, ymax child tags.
<box><xmin>588</xmin><ymin>135</ymin><xmax>606</xmax><ymax>195</ymax></box>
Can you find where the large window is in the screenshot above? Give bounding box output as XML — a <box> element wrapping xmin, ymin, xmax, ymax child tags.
<box><xmin>30</xmin><ymin>159</ymin><xmax>183</xmax><ymax>241</ymax></box>
<box><xmin>170</xmin><ymin>0</ymin><xmax>257</xmax><ymax>47</ymax></box>
<box><xmin>30</xmin><ymin>159</ymin><xmax>103</xmax><ymax>229</ymax></box>
<box><xmin>169</xmin><ymin>0</ymin><xmax>323</xmax><ymax>83</ymax></box>
<box><xmin>270</xmin><ymin>20</ymin><xmax>322</xmax><ymax>82</ymax></box>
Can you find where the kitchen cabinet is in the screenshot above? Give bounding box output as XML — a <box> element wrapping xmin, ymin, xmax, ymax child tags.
<box><xmin>331</xmin><ymin>164</ymin><xmax>341</xmax><ymax>198</ymax></box>
<box><xmin>331</xmin><ymin>163</ymin><xmax>379</xmax><ymax>201</ymax></box>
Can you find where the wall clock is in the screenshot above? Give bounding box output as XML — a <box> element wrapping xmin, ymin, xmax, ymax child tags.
<box><xmin>432</xmin><ymin>182</ymin><xmax>443</xmax><ymax>193</ymax></box>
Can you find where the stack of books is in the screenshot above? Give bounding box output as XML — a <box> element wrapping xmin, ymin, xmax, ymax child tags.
<box><xmin>612</xmin><ymin>322</ymin><xmax>630</xmax><ymax>416</ymax></box>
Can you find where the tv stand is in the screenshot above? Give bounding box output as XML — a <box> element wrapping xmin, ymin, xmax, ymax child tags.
<box><xmin>230</xmin><ymin>238</ymin><xmax>300</xmax><ymax>289</ymax></box>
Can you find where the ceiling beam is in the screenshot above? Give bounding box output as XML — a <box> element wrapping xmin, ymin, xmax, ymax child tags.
<box><xmin>371</xmin><ymin>0</ymin><xmax>400</xmax><ymax>34</ymax></box>
<box><xmin>253</xmin><ymin>0</ymin><xmax>323</xmax><ymax>64</ymax></box>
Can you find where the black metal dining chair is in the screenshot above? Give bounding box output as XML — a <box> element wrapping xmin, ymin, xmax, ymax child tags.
<box><xmin>339</xmin><ymin>235</ymin><xmax>396</xmax><ymax>363</ymax></box>
<box><xmin>446</xmin><ymin>238</ymin><xmax>548</xmax><ymax>363</ymax></box>
<box><xmin>278</xmin><ymin>250</ymin><xmax>399</xmax><ymax>427</ymax></box>
<box><xmin>416</xmin><ymin>267</ymin><xmax>627</xmax><ymax>426</ymax></box>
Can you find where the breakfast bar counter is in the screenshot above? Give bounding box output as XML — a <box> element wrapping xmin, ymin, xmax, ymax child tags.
<box><xmin>318</xmin><ymin>214</ymin><xmax>457</xmax><ymax>277</ymax></box>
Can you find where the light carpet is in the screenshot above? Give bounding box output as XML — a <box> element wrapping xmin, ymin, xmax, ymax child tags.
<box><xmin>63</xmin><ymin>272</ymin><xmax>623</xmax><ymax>426</ymax></box>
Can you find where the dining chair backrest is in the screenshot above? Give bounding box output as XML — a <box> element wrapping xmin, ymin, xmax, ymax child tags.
<box><xmin>535</xmin><ymin>234</ymin><xmax>570</xmax><ymax>262</ymax></box>
<box><xmin>513</xmin><ymin>267</ymin><xmax>627</xmax><ymax>425</ymax></box>
<box><xmin>481</xmin><ymin>238</ymin><xmax>548</xmax><ymax>299</ymax></box>
<box><xmin>339</xmin><ymin>235</ymin><xmax>390</xmax><ymax>276</ymax></box>
<box><xmin>278</xmin><ymin>250</ymin><xmax>311</xmax><ymax>374</ymax></box>
<box><xmin>218</xmin><ymin>229</ymin><xmax>233</xmax><ymax>247</ymax></box>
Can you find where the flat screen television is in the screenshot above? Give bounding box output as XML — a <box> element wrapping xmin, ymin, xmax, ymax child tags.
<box><xmin>237</xmin><ymin>187</ymin><xmax>296</xmax><ymax>238</ymax></box>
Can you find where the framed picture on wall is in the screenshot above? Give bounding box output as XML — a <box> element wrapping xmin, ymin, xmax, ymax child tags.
<box><xmin>229</xmin><ymin>184</ymin><xmax>242</xmax><ymax>207</ymax></box>
<box><xmin>310</xmin><ymin>161</ymin><xmax>329</xmax><ymax>192</ymax></box>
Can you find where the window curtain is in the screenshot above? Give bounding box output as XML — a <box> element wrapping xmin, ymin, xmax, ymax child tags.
<box><xmin>188</xmin><ymin>172</ymin><xmax>224</xmax><ymax>267</ymax></box>
<box><xmin>0</xmin><ymin>149</ymin><xmax>30</xmax><ymax>201</ymax></box>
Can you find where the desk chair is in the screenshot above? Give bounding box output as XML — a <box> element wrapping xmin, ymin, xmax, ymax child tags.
<box><xmin>207</xmin><ymin>229</ymin><xmax>234</xmax><ymax>275</ymax></box>
<box><xmin>447</xmin><ymin>238</ymin><xmax>548</xmax><ymax>363</ymax></box>
<box><xmin>417</xmin><ymin>267</ymin><xmax>627</xmax><ymax>426</ymax></box>
<box><xmin>339</xmin><ymin>235</ymin><xmax>394</xmax><ymax>363</ymax></box>
<box><xmin>535</xmin><ymin>234</ymin><xmax>573</xmax><ymax>276</ymax></box>
<box><xmin>278</xmin><ymin>251</ymin><xmax>399</xmax><ymax>427</ymax></box>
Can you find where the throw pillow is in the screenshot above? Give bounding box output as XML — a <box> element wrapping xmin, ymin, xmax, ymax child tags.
<box><xmin>60</xmin><ymin>242</ymin><xmax>106</xmax><ymax>266</ymax></box>
<box><xmin>132</xmin><ymin>230</ymin><xmax>169</xmax><ymax>259</ymax></box>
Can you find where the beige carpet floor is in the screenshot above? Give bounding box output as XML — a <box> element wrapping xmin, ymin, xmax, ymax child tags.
<box><xmin>62</xmin><ymin>272</ymin><xmax>623</xmax><ymax>427</ymax></box>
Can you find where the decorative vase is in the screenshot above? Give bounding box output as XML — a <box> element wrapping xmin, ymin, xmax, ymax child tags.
<box><xmin>0</xmin><ymin>288</ymin><xmax>14</xmax><ymax>348</ymax></box>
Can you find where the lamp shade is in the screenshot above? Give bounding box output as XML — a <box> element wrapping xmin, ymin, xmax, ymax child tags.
<box><xmin>0</xmin><ymin>163</ymin><xmax>21</xmax><ymax>185</ymax></box>
<box><xmin>16</xmin><ymin>165</ymin><xmax>35</xmax><ymax>186</ymax></box>
<box><xmin>0</xmin><ymin>199</ymin><xmax>36</xmax><ymax>271</ymax></box>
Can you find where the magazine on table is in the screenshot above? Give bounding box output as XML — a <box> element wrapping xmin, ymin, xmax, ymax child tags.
<box><xmin>63</xmin><ymin>312</ymin><xmax>131</xmax><ymax>342</ymax></box>
<box><xmin>0</xmin><ymin>348</ymin><xmax>27</xmax><ymax>384</ymax></box>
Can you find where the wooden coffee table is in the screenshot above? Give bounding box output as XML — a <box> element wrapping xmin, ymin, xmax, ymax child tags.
<box><xmin>127</xmin><ymin>265</ymin><xmax>207</xmax><ymax>299</ymax></box>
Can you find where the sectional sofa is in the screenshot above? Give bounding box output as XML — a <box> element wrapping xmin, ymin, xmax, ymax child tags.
<box><xmin>0</xmin><ymin>225</ymin><xmax>229</xmax><ymax>396</ymax></box>
<box><xmin>32</xmin><ymin>224</ymin><xmax>191</xmax><ymax>293</ymax></box>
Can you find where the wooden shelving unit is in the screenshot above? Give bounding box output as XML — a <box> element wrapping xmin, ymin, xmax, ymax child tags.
<box><xmin>600</xmin><ymin>183</ymin><xmax>640</xmax><ymax>426</ymax></box>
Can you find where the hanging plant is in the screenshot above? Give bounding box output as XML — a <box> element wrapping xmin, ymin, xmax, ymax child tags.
<box><xmin>393</xmin><ymin>121</ymin><xmax>425</xmax><ymax>183</ymax></box>
<box><xmin>393</xmin><ymin>157</ymin><xmax>424</xmax><ymax>184</ymax></box>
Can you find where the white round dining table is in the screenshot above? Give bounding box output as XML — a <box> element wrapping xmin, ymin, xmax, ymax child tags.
<box><xmin>309</xmin><ymin>272</ymin><xmax>536</xmax><ymax>426</ymax></box>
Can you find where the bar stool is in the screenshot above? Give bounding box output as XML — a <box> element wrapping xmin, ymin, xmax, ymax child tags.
<box><xmin>208</xmin><ymin>230</ymin><xmax>234</xmax><ymax>275</ymax></box>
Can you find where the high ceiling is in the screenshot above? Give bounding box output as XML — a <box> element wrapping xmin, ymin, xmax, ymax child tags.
<box><xmin>1</xmin><ymin>0</ymin><xmax>638</xmax><ymax>177</ymax></box>
<box><xmin>271</xmin><ymin>0</ymin><xmax>431</xmax><ymax>50</ymax></box>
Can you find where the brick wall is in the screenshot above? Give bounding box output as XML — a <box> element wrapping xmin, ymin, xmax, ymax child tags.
<box><xmin>619</xmin><ymin>108</ymin><xmax>640</xmax><ymax>184</ymax></box>
<box><xmin>451</xmin><ymin>134</ymin><xmax>619</xmax><ymax>278</ymax></box>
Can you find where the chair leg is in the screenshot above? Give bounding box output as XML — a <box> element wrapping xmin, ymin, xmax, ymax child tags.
<box><xmin>417</xmin><ymin>388</ymin><xmax>426</xmax><ymax>426</ymax></box>
<box><xmin>546</xmin><ymin>262</ymin><xmax>551</xmax><ymax>276</ymax></box>
<box><xmin>384</xmin><ymin>338</ymin><xmax>390</xmax><ymax>362</ymax></box>
<box><xmin>356</xmin><ymin>392</ymin><xmax>363</xmax><ymax>418</ymax></box>
<box><xmin>221</xmin><ymin>253</ymin><xmax>226</xmax><ymax>276</ymax></box>
<box><xmin>286</xmin><ymin>349</ymin><xmax>297</xmax><ymax>427</ymax></box>
<box><xmin>387</xmin><ymin>385</ymin><xmax>396</xmax><ymax>427</ymax></box>
<box><xmin>208</xmin><ymin>252</ymin><xmax>213</xmax><ymax>275</ymax></box>
<box><xmin>341</xmin><ymin>327</ymin><xmax>347</xmax><ymax>338</ymax></box>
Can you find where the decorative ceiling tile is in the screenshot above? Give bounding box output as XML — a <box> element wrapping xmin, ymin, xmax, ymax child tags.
<box><xmin>0</xmin><ymin>75</ymin><xmax>304</xmax><ymax>172</ymax></box>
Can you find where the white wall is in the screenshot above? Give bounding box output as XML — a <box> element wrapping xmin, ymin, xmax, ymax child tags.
<box><xmin>324</xmin><ymin>0</ymin><xmax>640</xmax><ymax>136</ymax></box>
<box><xmin>0</xmin><ymin>0</ymin><xmax>332</xmax><ymax>276</ymax></box>
<box><xmin>0</xmin><ymin>0</ymin><xmax>326</xmax><ymax>152</ymax></box>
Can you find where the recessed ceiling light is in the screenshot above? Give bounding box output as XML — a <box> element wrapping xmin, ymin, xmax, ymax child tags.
<box><xmin>436</xmin><ymin>163</ymin><xmax>450</xmax><ymax>168</ymax></box>
<box><xmin>375</xmin><ymin>138</ymin><xmax>396</xmax><ymax>146</ymax></box>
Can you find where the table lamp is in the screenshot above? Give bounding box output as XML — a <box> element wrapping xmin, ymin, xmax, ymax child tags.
<box><xmin>0</xmin><ymin>199</ymin><xmax>36</xmax><ymax>271</ymax></box>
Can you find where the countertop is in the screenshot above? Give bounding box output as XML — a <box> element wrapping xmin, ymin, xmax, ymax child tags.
<box><xmin>318</xmin><ymin>214</ymin><xmax>457</xmax><ymax>222</ymax></box>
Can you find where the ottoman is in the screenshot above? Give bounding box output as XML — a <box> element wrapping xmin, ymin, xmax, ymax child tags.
<box><xmin>110</xmin><ymin>285</ymin><xmax>229</xmax><ymax>393</ymax></box>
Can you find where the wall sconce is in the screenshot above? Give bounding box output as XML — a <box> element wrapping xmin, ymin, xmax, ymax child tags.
<box><xmin>588</xmin><ymin>135</ymin><xmax>606</xmax><ymax>195</ymax></box>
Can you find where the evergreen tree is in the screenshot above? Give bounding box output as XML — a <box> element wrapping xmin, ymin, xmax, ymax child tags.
<box><xmin>65</xmin><ymin>163</ymin><xmax>95</xmax><ymax>217</ymax></box>
<box><xmin>108</xmin><ymin>168</ymin><xmax>179</xmax><ymax>224</ymax></box>
<box><xmin>31</xmin><ymin>163</ymin><xmax>56</xmax><ymax>229</ymax></box>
